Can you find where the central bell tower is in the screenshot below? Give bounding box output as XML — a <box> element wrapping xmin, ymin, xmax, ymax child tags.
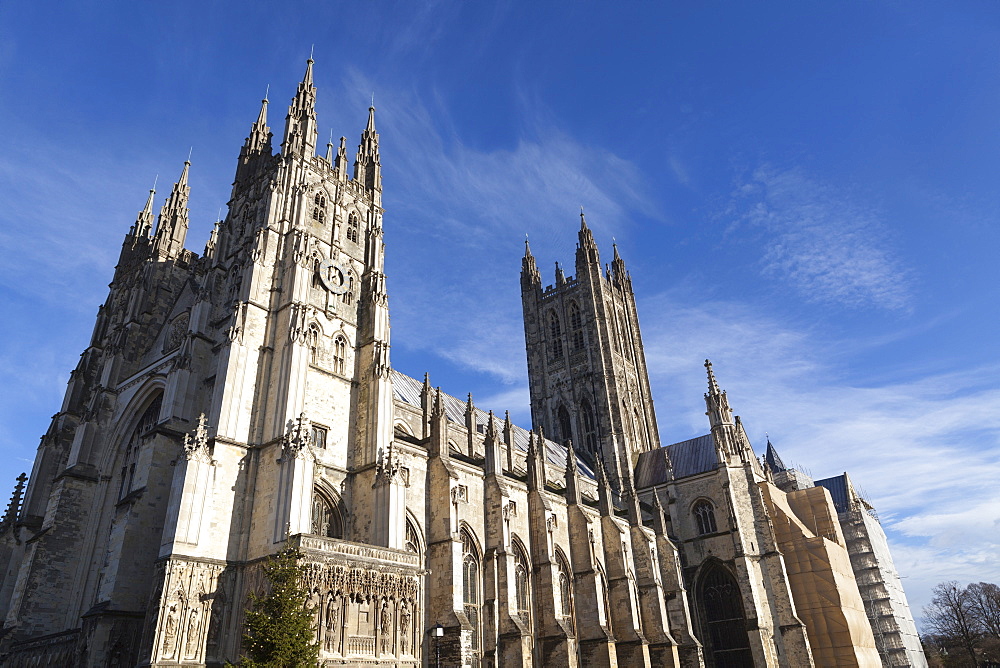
<box><xmin>520</xmin><ymin>213</ymin><xmax>661</xmax><ymax>489</ymax></box>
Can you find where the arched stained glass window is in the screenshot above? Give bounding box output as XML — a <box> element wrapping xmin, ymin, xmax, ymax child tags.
<box><xmin>694</xmin><ymin>500</ymin><xmax>718</xmax><ymax>535</ymax></box>
<box><xmin>512</xmin><ymin>541</ymin><xmax>531</xmax><ymax>620</ymax></box>
<box><xmin>556</xmin><ymin>552</ymin><xmax>573</xmax><ymax>619</ymax></box>
<box><xmin>118</xmin><ymin>394</ymin><xmax>162</xmax><ymax>501</ymax></box>
<box><xmin>461</xmin><ymin>530</ymin><xmax>481</xmax><ymax>652</ymax></box>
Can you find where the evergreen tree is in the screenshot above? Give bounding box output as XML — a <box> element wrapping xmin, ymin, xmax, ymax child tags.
<box><xmin>233</xmin><ymin>547</ymin><xmax>319</xmax><ymax>667</ymax></box>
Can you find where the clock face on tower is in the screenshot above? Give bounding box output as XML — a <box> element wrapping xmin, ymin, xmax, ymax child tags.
<box><xmin>318</xmin><ymin>258</ymin><xmax>349</xmax><ymax>295</ymax></box>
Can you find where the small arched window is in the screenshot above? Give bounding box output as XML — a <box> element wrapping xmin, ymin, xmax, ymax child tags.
<box><xmin>461</xmin><ymin>530</ymin><xmax>481</xmax><ymax>651</ymax></box>
<box><xmin>333</xmin><ymin>335</ymin><xmax>347</xmax><ymax>375</ymax></box>
<box><xmin>307</xmin><ymin>325</ymin><xmax>320</xmax><ymax>364</ymax></box>
<box><xmin>347</xmin><ymin>213</ymin><xmax>360</xmax><ymax>244</ymax></box>
<box><xmin>694</xmin><ymin>500</ymin><xmax>718</xmax><ymax>535</ymax></box>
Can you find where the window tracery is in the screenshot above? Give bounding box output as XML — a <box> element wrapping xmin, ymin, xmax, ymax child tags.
<box><xmin>548</xmin><ymin>311</ymin><xmax>563</xmax><ymax>360</ymax></box>
<box><xmin>694</xmin><ymin>500</ymin><xmax>718</xmax><ymax>535</ymax></box>
<box><xmin>333</xmin><ymin>335</ymin><xmax>347</xmax><ymax>375</ymax></box>
<box><xmin>461</xmin><ymin>530</ymin><xmax>481</xmax><ymax>652</ymax></box>
<box><xmin>347</xmin><ymin>213</ymin><xmax>360</xmax><ymax>244</ymax></box>
<box><xmin>118</xmin><ymin>394</ymin><xmax>162</xmax><ymax>501</ymax></box>
<box><xmin>311</xmin><ymin>488</ymin><xmax>342</xmax><ymax>538</ymax></box>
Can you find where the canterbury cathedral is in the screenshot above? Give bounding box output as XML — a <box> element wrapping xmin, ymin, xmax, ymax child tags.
<box><xmin>0</xmin><ymin>60</ymin><xmax>926</xmax><ymax>668</ymax></box>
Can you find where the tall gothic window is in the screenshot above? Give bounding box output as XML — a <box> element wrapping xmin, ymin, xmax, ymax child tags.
<box><xmin>347</xmin><ymin>213</ymin><xmax>360</xmax><ymax>244</ymax></box>
<box><xmin>118</xmin><ymin>394</ymin><xmax>162</xmax><ymax>501</ymax></box>
<box><xmin>699</xmin><ymin>563</ymin><xmax>753</xmax><ymax>667</ymax></box>
<box><xmin>548</xmin><ymin>311</ymin><xmax>563</xmax><ymax>360</ymax></box>
<box><xmin>461</xmin><ymin>530</ymin><xmax>481</xmax><ymax>652</ymax></box>
<box><xmin>557</xmin><ymin>405</ymin><xmax>572</xmax><ymax>446</ymax></box>
<box><xmin>556</xmin><ymin>551</ymin><xmax>573</xmax><ymax>619</ymax></box>
<box><xmin>307</xmin><ymin>325</ymin><xmax>320</xmax><ymax>364</ymax></box>
<box><xmin>569</xmin><ymin>302</ymin><xmax>584</xmax><ymax>351</ymax></box>
<box><xmin>405</xmin><ymin>518</ymin><xmax>420</xmax><ymax>555</ymax></box>
<box><xmin>313</xmin><ymin>194</ymin><xmax>327</xmax><ymax>223</ymax></box>
<box><xmin>512</xmin><ymin>540</ymin><xmax>531</xmax><ymax>620</ymax></box>
<box><xmin>694</xmin><ymin>500</ymin><xmax>718</xmax><ymax>535</ymax></box>
<box><xmin>311</xmin><ymin>488</ymin><xmax>342</xmax><ymax>538</ymax></box>
<box><xmin>333</xmin><ymin>336</ymin><xmax>347</xmax><ymax>375</ymax></box>
<box><xmin>580</xmin><ymin>398</ymin><xmax>598</xmax><ymax>455</ymax></box>
<box><xmin>342</xmin><ymin>276</ymin><xmax>354</xmax><ymax>305</ymax></box>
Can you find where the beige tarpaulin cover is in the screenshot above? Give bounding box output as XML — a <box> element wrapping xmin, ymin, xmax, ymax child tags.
<box><xmin>760</xmin><ymin>482</ymin><xmax>882</xmax><ymax>668</ymax></box>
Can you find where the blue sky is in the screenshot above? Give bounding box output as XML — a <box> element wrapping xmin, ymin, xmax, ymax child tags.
<box><xmin>1</xmin><ymin>2</ymin><xmax>998</xmax><ymax>624</ymax></box>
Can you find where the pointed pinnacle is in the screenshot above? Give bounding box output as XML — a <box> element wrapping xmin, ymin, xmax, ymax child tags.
<box><xmin>302</xmin><ymin>56</ymin><xmax>314</xmax><ymax>84</ymax></box>
<box><xmin>705</xmin><ymin>359</ymin><xmax>721</xmax><ymax>395</ymax></box>
<box><xmin>524</xmin><ymin>236</ymin><xmax>533</xmax><ymax>257</ymax></box>
<box><xmin>580</xmin><ymin>207</ymin><xmax>588</xmax><ymax>229</ymax></box>
<box><xmin>366</xmin><ymin>105</ymin><xmax>376</xmax><ymax>132</ymax></box>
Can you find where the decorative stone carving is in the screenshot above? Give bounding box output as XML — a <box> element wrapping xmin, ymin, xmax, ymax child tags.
<box><xmin>282</xmin><ymin>412</ymin><xmax>313</xmax><ymax>460</ymax></box>
<box><xmin>373</xmin><ymin>442</ymin><xmax>401</xmax><ymax>486</ymax></box>
<box><xmin>183</xmin><ymin>413</ymin><xmax>214</xmax><ymax>463</ymax></box>
<box><xmin>162</xmin><ymin>312</ymin><xmax>189</xmax><ymax>353</ymax></box>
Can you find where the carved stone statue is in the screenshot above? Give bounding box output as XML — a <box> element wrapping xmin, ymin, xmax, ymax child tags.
<box><xmin>324</xmin><ymin>597</ymin><xmax>340</xmax><ymax>652</ymax></box>
<box><xmin>380</xmin><ymin>600</ymin><xmax>391</xmax><ymax>653</ymax></box>
<box><xmin>399</xmin><ymin>601</ymin><xmax>411</xmax><ymax>654</ymax></box>
<box><xmin>162</xmin><ymin>606</ymin><xmax>177</xmax><ymax>657</ymax></box>
<box><xmin>185</xmin><ymin>607</ymin><xmax>199</xmax><ymax>658</ymax></box>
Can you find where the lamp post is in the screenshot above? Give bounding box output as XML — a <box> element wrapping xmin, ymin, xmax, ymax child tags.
<box><xmin>433</xmin><ymin>623</ymin><xmax>444</xmax><ymax>668</ymax></box>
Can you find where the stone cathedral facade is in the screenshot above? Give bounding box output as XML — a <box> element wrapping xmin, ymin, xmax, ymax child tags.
<box><xmin>0</xmin><ymin>61</ymin><xmax>925</xmax><ymax>668</ymax></box>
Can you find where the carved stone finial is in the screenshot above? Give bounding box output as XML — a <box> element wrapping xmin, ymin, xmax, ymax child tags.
<box><xmin>283</xmin><ymin>412</ymin><xmax>313</xmax><ymax>459</ymax></box>
<box><xmin>183</xmin><ymin>414</ymin><xmax>213</xmax><ymax>463</ymax></box>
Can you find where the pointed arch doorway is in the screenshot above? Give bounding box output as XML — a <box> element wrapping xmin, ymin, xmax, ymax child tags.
<box><xmin>698</xmin><ymin>562</ymin><xmax>754</xmax><ymax>667</ymax></box>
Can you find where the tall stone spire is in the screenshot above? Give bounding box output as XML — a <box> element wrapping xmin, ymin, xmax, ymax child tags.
<box><xmin>521</xmin><ymin>238</ymin><xmax>541</xmax><ymax>288</ymax></box>
<box><xmin>129</xmin><ymin>186</ymin><xmax>156</xmax><ymax>241</ymax></box>
<box><xmin>281</xmin><ymin>58</ymin><xmax>318</xmax><ymax>158</ymax></box>
<box><xmin>152</xmin><ymin>160</ymin><xmax>190</xmax><ymax>260</ymax></box>
<box><xmin>354</xmin><ymin>106</ymin><xmax>381</xmax><ymax>196</ymax></box>
<box><xmin>245</xmin><ymin>94</ymin><xmax>272</xmax><ymax>156</ymax></box>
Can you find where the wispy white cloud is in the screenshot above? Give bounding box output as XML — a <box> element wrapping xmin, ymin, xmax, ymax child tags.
<box><xmin>325</xmin><ymin>70</ymin><xmax>658</xmax><ymax>386</ymax></box>
<box><xmin>730</xmin><ymin>166</ymin><xmax>912</xmax><ymax>311</ymax></box>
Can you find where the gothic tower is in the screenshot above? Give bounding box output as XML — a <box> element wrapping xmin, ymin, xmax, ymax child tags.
<box><xmin>520</xmin><ymin>213</ymin><xmax>660</xmax><ymax>488</ymax></box>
